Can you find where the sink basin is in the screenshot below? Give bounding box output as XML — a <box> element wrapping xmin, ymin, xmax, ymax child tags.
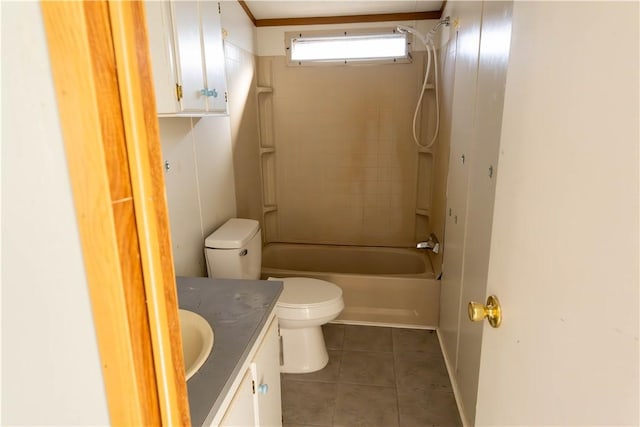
<box><xmin>179</xmin><ymin>309</ymin><xmax>214</xmax><ymax>380</ymax></box>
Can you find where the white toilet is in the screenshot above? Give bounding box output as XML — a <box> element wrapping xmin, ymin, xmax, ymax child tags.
<box><xmin>204</xmin><ymin>218</ymin><xmax>344</xmax><ymax>373</ymax></box>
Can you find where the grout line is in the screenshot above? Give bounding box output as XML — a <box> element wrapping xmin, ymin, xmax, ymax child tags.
<box><xmin>329</xmin><ymin>349</ymin><xmax>342</xmax><ymax>427</ymax></box>
<box><xmin>392</xmin><ymin>328</ymin><xmax>402</xmax><ymax>427</ymax></box>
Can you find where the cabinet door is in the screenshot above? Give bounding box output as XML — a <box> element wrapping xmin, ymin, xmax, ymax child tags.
<box><xmin>171</xmin><ymin>1</ymin><xmax>206</xmax><ymax>112</ymax></box>
<box><xmin>220</xmin><ymin>368</ymin><xmax>256</xmax><ymax>427</ymax></box>
<box><xmin>200</xmin><ymin>0</ymin><xmax>227</xmax><ymax>113</ymax></box>
<box><xmin>252</xmin><ymin>318</ymin><xmax>282</xmax><ymax>426</ymax></box>
<box><xmin>145</xmin><ymin>1</ymin><xmax>180</xmax><ymax>114</ymax></box>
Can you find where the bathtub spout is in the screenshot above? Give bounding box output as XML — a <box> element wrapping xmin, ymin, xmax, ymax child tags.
<box><xmin>417</xmin><ymin>233</ymin><xmax>440</xmax><ymax>254</ymax></box>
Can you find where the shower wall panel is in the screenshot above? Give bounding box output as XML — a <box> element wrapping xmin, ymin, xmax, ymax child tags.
<box><xmin>259</xmin><ymin>53</ymin><xmax>429</xmax><ymax>247</ymax></box>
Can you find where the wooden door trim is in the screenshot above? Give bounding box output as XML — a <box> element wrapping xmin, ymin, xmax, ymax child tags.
<box><xmin>41</xmin><ymin>1</ymin><xmax>189</xmax><ymax>425</ymax></box>
<box><xmin>107</xmin><ymin>2</ymin><xmax>189</xmax><ymax>424</ymax></box>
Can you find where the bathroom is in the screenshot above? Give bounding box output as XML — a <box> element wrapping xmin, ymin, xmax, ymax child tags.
<box><xmin>3</xmin><ymin>1</ymin><xmax>638</xmax><ymax>426</ymax></box>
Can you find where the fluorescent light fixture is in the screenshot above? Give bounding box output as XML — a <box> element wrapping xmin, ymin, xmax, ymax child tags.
<box><xmin>290</xmin><ymin>33</ymin><xmax>408</xmax><ymax>62</ymax></box>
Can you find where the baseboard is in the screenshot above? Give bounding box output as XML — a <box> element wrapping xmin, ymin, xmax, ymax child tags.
<box><xmin>436</xmin><ymin>328</ymin><xmax>470</xmax><ymax>427</ymax></box>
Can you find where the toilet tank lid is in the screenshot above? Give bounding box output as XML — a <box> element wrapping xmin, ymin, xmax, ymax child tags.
<box><xmin>205</xmin><ymin>219</ymin><xmax>260</xmax><ymax>249</ymax></box>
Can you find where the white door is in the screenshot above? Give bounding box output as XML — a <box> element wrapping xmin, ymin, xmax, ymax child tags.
<box><xmin>475</xmin><ymin>2</ymin><xmax>639</xmax><ymax>425</ymax></box>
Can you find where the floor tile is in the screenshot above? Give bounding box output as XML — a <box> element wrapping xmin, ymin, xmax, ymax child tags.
<box><xmin>281</xmin><ymin>380</ymin><xmax>338</xmax><ymax>426</ymax></box>
<box><xmin>398</xmin><ymin>389</ymin><xmax>461</xmax><ymax>427</ymax></box>
<box><xmin>333</xmin><ymin>383</ymin><xmax>399</xmax><ymax>427</ymax></box>
<box><xmin>280</xmin><ymin>325</ymin><xmax>461</xmax><ymax>427</ymax></box>
<box><xmin>339</xmin><ymin>350</ymin><xmax>395</xmax><ymax>387</ymax></box>
<box><xmin>283</xmin><ymin>350</ymin><xmax>342</xmax><ymax>383</ymax></box>
<box><xmin>323</xmin><ymin>323</ymin><xmax>345</xmax><ymax>350</ymax></box>
<box><xmin>392</xmin><ymin>328</ymin><xmax>441</xmax><ymax>354</ymax></box>
<box><xmin>343</xmin><ymin>325</ymin><xmax>393</xmax><ymax>352</ymax></box>
<box><xmin>395</xmin><ymin>351</ymin><xmax>452</xmax><ymax>393</ymax></box>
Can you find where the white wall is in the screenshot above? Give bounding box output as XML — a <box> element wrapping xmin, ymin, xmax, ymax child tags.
<box><xmin>160</xmin><ymin>0</ymin><xmax>257</xmax><ymax>277</ymax></box>
<box><xmin>220</xmin><ymin>0</ymin><xmax>256</xmax><ymax>54</ymax></box>
<box><xmin>160</xmin><ymin>117</ymin><xmax>237</xmax><ymax>277</ymax></box>
<box><xmin>1</xmin><ymin>2</ymin><xmax>110</xmax><ymax>424</ymax></box>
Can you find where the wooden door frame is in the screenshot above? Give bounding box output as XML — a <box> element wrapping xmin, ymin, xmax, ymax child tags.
<box><xmin>41</xmin><ymin>1</ymin><xmax>189</xmax><ymax>424</ymax></box>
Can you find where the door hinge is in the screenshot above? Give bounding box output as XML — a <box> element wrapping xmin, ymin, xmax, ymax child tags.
<box><xmin>218</xmin><ymin>2</ymin><xmax>221</xmax><ymax>13</ymax></box>
<box><xmin>176</xmin><ymin>84</ymin><xmax>183</xmax><ymax>101</ymax></box>
<box><xmin>224</xmin><ymin>91</ymin><xmax>228</xmax><ymax>103</ymax></box>
<box><xmin>251</xmin><ymin>379</ymin><xmax>256</xmax><ymax>394</ymax></box>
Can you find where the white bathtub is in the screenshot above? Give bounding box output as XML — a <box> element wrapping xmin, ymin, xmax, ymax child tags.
<box><xmin>262</xmin><ymin>243</ymin><xmax>440</xmax><ymax>328</ymax></box>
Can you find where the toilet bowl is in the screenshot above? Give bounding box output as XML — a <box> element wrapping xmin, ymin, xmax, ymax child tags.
<box><xmin>270</xmin><ymin>277</ymin><xmax>344</xmax><ymax>373</ymax></box>
<box><xmin>204</xmin><ymin>218</ymin><xmax>344</xmax><ymax>373</ymax></box>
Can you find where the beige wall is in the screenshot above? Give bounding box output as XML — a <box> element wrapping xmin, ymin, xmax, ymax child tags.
<box><xmin>257</xmin><ymin>51</ymin><xmax>439</xmax><ymax>246</ymax></box>
<box><xmin>251</xmin><ymin>21</ymin><xmax>444</xmax><ymax>247</ymax></box>
<box><xmin>1</xmin><ymin>2</ymin><xmax>110</xmax><ymax>424</ymax></box>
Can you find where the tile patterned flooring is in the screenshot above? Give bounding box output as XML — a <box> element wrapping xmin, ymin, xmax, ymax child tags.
<box><xmin>281</xmin><ymin>324</ymin><xmax>462</xmax><ymax>427</ymax></box>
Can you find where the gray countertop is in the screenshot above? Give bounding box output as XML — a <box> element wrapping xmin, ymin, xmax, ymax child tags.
<box><xmin>177</xmin><ymin>276</ymin><xmax>283</xmax><ymax>426</ymax></box>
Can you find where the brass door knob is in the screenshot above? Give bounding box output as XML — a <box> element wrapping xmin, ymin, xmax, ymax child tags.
<box><xmin>468</xmin><ymin>295</ymin><xmax>502</xmax><ymax>328</ymax></box>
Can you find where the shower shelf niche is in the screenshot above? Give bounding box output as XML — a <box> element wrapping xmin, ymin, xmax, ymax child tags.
<box><xmin>415</xmin><ymin>208</ymin><xmax>431</xmax><ymax>217</ymax></box>
<box><xmin>263</xmin><ymin>205</ymin><xmax>277</xmax><ymax>214</ymax></box>
<box><xmin>257</xmin><ymin>81</ymin><xmax>278</xmax><ymax>243</ymax></box>
<box><xmin>415</xmin><ymin>145</ymin><xmax>434</xmax><ymax>240</ymax></box>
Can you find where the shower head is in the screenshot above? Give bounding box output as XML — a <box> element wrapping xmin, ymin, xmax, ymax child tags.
<box><xmin>396</xmin><ymin>17</ymin><xmax>451</xmax><ymax>46</ymax></box>
<box><xmin>396</xmin><ymin>25</ymin><xmax>429</xmax><ymax>46</ymax></box>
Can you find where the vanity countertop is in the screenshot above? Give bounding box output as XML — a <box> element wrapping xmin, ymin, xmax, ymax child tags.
<box><xmin>176</xmin><ymin>276</ymin><xmax>283</xmax><ymax>426</ymax></box>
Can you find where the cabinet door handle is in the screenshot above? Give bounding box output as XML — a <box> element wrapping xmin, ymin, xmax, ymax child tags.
<box><xmin>201</xmin><ymin>88</ymin><xmax>218</xmax><ymax>98</ymax></box>
<box><xmin>257</xmin><ymin>383</ymin><xmax>269</xmax><ymax>394</ymax></box>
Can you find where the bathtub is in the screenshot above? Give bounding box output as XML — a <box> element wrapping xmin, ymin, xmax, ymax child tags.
<box><xmin>261</xmin><ymin>243</ymin><xmax>440</xmax><ymax>328</ymax></box>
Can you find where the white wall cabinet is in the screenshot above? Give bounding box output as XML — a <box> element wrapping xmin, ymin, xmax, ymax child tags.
<box><xmin>218</xmin><ymin>316</ymin><xmax>282</xmax><ymax>426</ymax></box>
<box><xmin>145</xmin><ymin>1</ymin><xmax>228</xmax><ymax>116</ymax></box>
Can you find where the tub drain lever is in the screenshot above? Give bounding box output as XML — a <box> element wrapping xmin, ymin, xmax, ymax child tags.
<box><xmin>417</xmin><ymin>233</ymin><xmax>440</xmax><ymax>254</ymax></box>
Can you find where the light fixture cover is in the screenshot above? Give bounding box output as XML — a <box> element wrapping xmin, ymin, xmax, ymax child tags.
<box><xmin>290</xmin><ymin>33</ymin><xmax>408</xmax><ymax>62</ymax></box>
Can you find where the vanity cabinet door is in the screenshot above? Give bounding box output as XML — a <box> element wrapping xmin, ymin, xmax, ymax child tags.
<box><xmin>220</xmin><ymin>369</ymin><xmax>256</xmax><ymax>427</ymax></box>
<box><xmin>252</xmin><ymin>318</ymin><xmax>282</xmax><ymax>426</ymax></box>
<box><xmin>219</xmin><ymin>317</ymin><xmax>282</xmax><ymax>426</ymax></box>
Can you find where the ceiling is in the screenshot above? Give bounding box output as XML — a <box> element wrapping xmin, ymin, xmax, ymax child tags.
<box><xmin>243</xmin><ymin>1</ymin><xmax>444</xmax><ymax>20</ymax></box>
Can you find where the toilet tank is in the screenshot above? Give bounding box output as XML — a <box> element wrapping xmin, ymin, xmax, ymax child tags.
<box><xmin>204</xmin><ymin>219</ymin><xmax>262</xmax><ymax>280</ymax></box>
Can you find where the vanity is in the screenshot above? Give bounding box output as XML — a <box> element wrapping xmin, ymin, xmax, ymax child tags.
<box><xmin>177</xmin><ymin>276</ymin><xmax>283</xmax><ymax>426</ymax></box>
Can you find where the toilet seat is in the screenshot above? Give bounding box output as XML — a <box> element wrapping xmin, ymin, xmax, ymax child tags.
<box><xmin>275</xmin><ymin>277</ymin><xmax>342</xmax><ymax>308</ymax></box>
<box><xmin>268</xmin><ymin>277</ymin><xmax>344</xmax><ymax>325</ymax></box>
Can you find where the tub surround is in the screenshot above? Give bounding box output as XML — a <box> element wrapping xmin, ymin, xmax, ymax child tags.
<box><xmin>176</xmin><ymin>276</ymin><xmax>282</xmax><ymax>426</ymax></box>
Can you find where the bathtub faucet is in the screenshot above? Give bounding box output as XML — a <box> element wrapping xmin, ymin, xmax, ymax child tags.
<box><xmin>417</xmin><ymin>233</ymin><xmax>440</xmax><ymax>254</ymax></box>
